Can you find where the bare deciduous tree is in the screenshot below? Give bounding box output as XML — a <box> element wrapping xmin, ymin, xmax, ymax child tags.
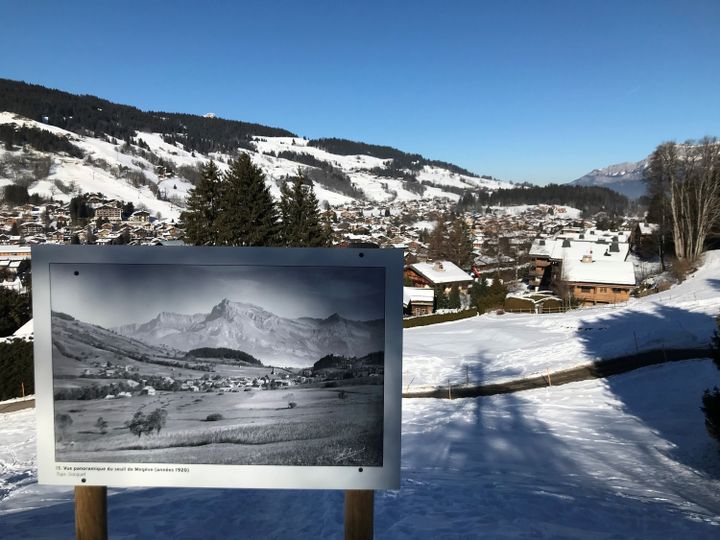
<box><xmin>647</xmin><ymin>138</ymin><xmax>720</xmax><ymax>262</ymax></box>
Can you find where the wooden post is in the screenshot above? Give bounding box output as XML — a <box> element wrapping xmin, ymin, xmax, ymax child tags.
<box><xmin>75</xmin><ymin>485</ymin><xmax>107</xmax><ymax>540</ymax></box>
<box><xmin>345</xmin><ymin>490</ymin><xmax>374</xmax><ymax>540</ymax></box>
<box><xmin>21</xmin><ymin>381</ymin><xmax>25</xmax><ymax>398</ymax></box>
<box><xmin>448</xmin><ymin>379</ymin><xmax>452</xmax><ymax>400</ymax></box>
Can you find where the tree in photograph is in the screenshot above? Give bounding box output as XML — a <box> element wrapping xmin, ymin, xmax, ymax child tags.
<box><xmin>278</xmin><ymin>173</ymin><xmax>331</xmax><ymax>247</ymax></box>
<box><xmin>126</xmin><ymin>410</ymin><xmax>149</xmax><ymax>438</ymax></box>
<box><xmin>95</xmin><ymin>417</ymin><xmax>108</xmax><ymax>434</ymax></box>
<box><xmin>646</xmin><ymin>138</ymin><xmax>720</xmax><ymax>262</ymax></box>
<box><xmin>215</xmin><ymin>154</ymin><xmax>280</xmax><ymax>246</ymax></box>
<box><xmin>55</xmin><ymin>413</ymin><xmax>73</xmax><ymax>441</ymax></box>
<box><xmin>180</xmin><ymin>160</ymin><xmax>222</xmax><ymax>245</ymax></box>
<box><xmin>146</xmin><ymin>408</ymin><xmax>168</xmax><ymax>435</ymax></box>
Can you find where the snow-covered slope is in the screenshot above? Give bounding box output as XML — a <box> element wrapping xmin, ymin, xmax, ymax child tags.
<box><xmin>569</xmin><ymin>158</ymin><xmax>648</xmax><ymax>199</ymax></box>
<box><xmin>0</xmin><ymin>112</ymin><xmax>512</xmax><ymax>216</ymax></box>
<box><xmin>2</xmin><ymin>360</ymin><xmax>719</xmax><ymax>538</ymax></box>
<box><xmin>0</xmin><ymin>112</ymin><xmax>193</xmax><ymax>220</ymax></box>
<box><xmin>404</xmin><ymin>249</ymin><xmax>720</xmax><ymax>389</ymax></box>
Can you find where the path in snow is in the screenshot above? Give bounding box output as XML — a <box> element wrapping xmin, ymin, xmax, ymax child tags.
<box><xmin>404</xmin><ymin>347</ymin><xmax>711</xmax><ymax>398</ymax></box>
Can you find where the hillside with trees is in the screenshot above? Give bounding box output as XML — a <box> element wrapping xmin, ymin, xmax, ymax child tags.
<box><xmin>457</xmin><ymin>184</ymin><xmax>630</xmax><ymax>217</ymax></box>
<box><xmin>186</xmin><ymin>347</ymin><xmax>262</xmax><ymax>366</ymax></box>
<box><xmin>308</xmin><ymin>137</ymin><xmax>480</xmax><ymax>177</ymax></box>
<box><xmin>0</xmin><ymin>78</ymin><xmax>295</xmax><ymax>155</ymax></box>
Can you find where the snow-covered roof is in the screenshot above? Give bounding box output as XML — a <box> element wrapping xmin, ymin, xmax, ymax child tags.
<box><xmin>562</xmin><ymin>259</ymin><xmax>636</xmax><ymax>286</ymax></box>
<box><xmin>409</xmin><ymin>261</ymin><xmax>473</xmax><ymax>285</ymax></box>
<box><xmin>1</xmin><ymin>277</ymin><xmax>23</xmax><ymax>290</ymax></box>
<box><xmin>403</xmin><ymin>287</ymin><xmax>435</xmax><ymax>307</ymax></box>
<box><xmin>638</xmin><ymin>223</ymin><xmax>659</xmax><ymax>235</ymax></box>
<box><xmin>530</xmin><ymin>236</ymin><xmax>629</xmax><ymax>262</ymax></box>
<box><xmin>13</xmin><ymin>318</ymin><xmax>33</xmax><ymax>338</ymax></box>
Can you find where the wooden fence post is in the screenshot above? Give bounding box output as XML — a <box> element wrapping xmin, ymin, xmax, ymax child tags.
<box><xmin>345</xmin><ymin>490</ymin><xmax>374</xmax><ymax>540</ymax></box>
<box><xmin>75</xmin><ymin>485</ymin><xmax>107</xmax><ymax>540</ymax></box>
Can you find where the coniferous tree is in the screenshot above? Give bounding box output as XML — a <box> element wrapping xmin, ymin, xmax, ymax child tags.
<box><xmin>180</xmin><ymin>161</ymin><xmax>222</xmax><ymax>245</ymax></box>
<box><xmin>215</xmin><ymin>154</ymin><xmax>279</xmax><ymax>246</ymax></box>
<box><xmin>712</xmin><ymin>315</ymin><xmax>720</xmax><ymax>370</ymax></box>
<box><xmin>434</xmin><ymin>286</ymin><xmax>449</xmax><ymax>310</ymax></box>
<box><xmin>428</xmin><ymin>219</ymin><xmax>450</xmax><ymax>261</ymax></box>
<box><xmin>428</xmin><ymin>214</ymin><xmax>473</xmax><ymax>268</ymax></box>
<box><xmin>448</xmin><ymin>284</ymin><xmax>461</xmax><ymax>309</ymax></box>
<box><xmin>0</xmin><ymin>287</ymin><xmax>31</xmax><ymax>336</ymax></box>
<box><xmin>448</xmin><ymin>215</ymin><xmax>474</xmax><ymax>269</ymax></box>
<box><xmin>279</xmin><ymin>173</ymin><xmax>331</xmax><ymax>247</ymax></box>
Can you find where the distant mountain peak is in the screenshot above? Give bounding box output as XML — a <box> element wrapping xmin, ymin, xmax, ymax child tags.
<box><xmin>114</xmin><ymin>301</ymin><xmax>384</xmax><ymax>367</ymax></box>
<box><xmin>569</xmin><ymin>157</ymin><xmax>649</xmax><ymax>199</ymax></box>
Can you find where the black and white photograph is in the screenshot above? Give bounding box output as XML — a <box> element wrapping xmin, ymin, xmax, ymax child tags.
<box><xmin>49</xmin><ymin>262</ymin><xmax>386</xmax><ymax>467</ymax></box>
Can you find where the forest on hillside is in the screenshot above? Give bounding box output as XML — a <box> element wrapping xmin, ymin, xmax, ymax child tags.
<box><xmin>0</xmin><ymin>79</ymin><xmax>295</xmax><ymax>155</ymax></box>
<box><xmin>308</xmin><ymin>137</ymin><xmax>480</xmax><ymax>177</ymax></box>
<box><xmin>457</xmin><ymin>184</ymin><xmax>630</xmax><ymax>217</ymax></box>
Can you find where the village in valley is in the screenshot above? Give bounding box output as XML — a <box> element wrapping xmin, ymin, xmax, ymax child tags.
<box><xmin>0</xmin><ymin>190</ymin><xmax>658</xmax><ymax>317</ymax></box>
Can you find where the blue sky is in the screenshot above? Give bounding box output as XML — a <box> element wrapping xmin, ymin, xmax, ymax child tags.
<box><xmin>50</xmin><ymin>264</ymin><xmax>386</xmax><ymax>327</ymax></box>
<box><xmin>2</xmin><ymin>0</ymin><xmax>718</xmax><ymax>184</ymax></box>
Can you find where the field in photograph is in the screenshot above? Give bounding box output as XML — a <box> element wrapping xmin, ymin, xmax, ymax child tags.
<box><xmin>54</xmin><ymin>383</ymin><xmax>383</xmax><ymax>466</ymax></box>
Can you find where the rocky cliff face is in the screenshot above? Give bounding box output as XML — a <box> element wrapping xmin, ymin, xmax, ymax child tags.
<box><xmin>114</xmin><ymin>299</ymin><xmax>384</xmax><ymax>367</ymax></box>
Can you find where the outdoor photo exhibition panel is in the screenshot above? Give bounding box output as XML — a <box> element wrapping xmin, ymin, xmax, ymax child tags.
<box><xmin>33</xmin><ymin>245</ymin><xmax>402</xmax><ymax>490</ymax></box>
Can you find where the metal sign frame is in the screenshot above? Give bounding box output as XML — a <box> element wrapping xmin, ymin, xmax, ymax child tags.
<box><xmin>33</xmin><ymin>245</ymin><xmax>402</xmax><ymax>490</ymax></box>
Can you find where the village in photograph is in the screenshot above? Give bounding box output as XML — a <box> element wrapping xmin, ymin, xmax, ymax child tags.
<box><xmin>49</xmin><ymin>263</ymin><xmax>386</xmax><ymax>467</ymax></box>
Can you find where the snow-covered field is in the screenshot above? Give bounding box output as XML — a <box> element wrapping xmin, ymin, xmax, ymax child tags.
<box><xmin>2</xmin><ymin>360</ymin><xmax>719</xmax><ymax>538</ymax></box>
<box><xmin>2</xmin><ymin>253</ymin><xmax>720</xmax><ymax>537</ymax></box>
<box><xmin>404</xmin><ymin>250</ymin><xmax>720</xmax><ymax>390</ymax></box>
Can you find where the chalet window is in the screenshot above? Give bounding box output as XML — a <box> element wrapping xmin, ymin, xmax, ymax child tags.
<box><xmin>612</xmin><ymin>288</ymin><xmax>625</xmax><ymax>293</ymax></box>
<box><xmin>579</xmin><ymin>286</ymin><xmax>594</xmax><ymax>293</ymax></box>
<box><xmin>599</xmin><ymin>287</ymin><xmax>607</xmax><ymax>293</ymax></box>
